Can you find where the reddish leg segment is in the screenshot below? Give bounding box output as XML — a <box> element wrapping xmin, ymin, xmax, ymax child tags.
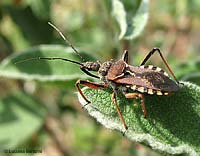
<box><xmin>75</xmin><ymin>79</ymin><xmax>108</xmax><ymax>103</ymax></box>
<box><xmin>76</xmin><ymin>79</ymin><xmax>128</xmax><ymax>130</ymax></box>
<box><xmin>111</xmin><ymin>92</ymin><xmax>128</xmax><ymax>130</ymax></box>
<box><xmin>125</xmin><ymin>93</ymin><xmax>147</xmax><ymax>118</ymax></box>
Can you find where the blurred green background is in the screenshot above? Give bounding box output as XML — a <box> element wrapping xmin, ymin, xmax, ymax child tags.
<box><xmin>0</xmin><ymin>0</ymin><xmax>199</xmax><ymax>156</ymax></box>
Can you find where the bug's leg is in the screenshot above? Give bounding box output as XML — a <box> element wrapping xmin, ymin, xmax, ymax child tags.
<box><xmin>80</xmin><ymin>67</ymin><xmax>100</xmax><ymax>79</ymax></box>
<box><xmin>140</xmin><ymin>48</ymin><xmax>179</xmax><ymax>84</ymax></box>
<box><xmin>121</xmin><ymin>50</ymin><xmax>129</xmax><ymax>63</ymax></box>
<box><xmin>75</xmin><ymin>80</ymin><xmax>108</xmax><ymax>105</ymax></box>
<box><xmin>125</xmin><ymin>93</ymin><xmax>146</xmax><ymax>118</ymax></box>
<box><xmin>111</xmin><ymin>91</ymin><xmax>128</xmax><ymax>130</ymax></box>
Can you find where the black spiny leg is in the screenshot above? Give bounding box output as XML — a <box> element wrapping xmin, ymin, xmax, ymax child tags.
<box><xmin>140</xmin><ymin>48</ymin><xmax>180</xmax><ymax>84</ymax></box>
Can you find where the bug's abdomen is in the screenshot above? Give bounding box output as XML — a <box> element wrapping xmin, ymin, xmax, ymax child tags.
<box><xmin>130</xmin><ymin>84</ymin><xmax>170</xmax><ymax>96</ymax></box>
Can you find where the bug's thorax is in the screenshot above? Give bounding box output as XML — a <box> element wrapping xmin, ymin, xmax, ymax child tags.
<box><xmin>98</xmin><ymin>58</ymin><xmax>135</xmax><ymax>82</ymax></box>
<box><xmin>98</xmin><ymin>60</ymin><xmax>114</xmax><ymax>80</ymax></box>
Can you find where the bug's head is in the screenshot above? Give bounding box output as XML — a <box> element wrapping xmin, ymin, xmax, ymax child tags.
<box><xmin>81</xmin><ymin>61</ymin><xmax>101</xmax><ymax>72</ymax></box>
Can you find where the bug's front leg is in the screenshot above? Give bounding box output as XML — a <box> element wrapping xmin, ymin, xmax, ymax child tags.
<box><xmin>125</xmin><ymin>93</ymin><xmax>147</xmax><ymax>118</ymax></box>
<box><xmin>75</xmin><ymin>80</ymin><xmax>108</xmax><ymax>104</ymax></box>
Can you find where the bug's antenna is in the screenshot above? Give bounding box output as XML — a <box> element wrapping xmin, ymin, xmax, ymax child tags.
<box><xmin>48</xmin><ymin>22</ymin><xmax>85</xmax><ymax>62</ymax></box>
<box><xmin>15</xmin><ymin>57</ymin><xmax>83</xmax><ymax>65</ymax></box>
<box><xmin>15</xmin><ymin>58</ymin><xmax>40</xmax><ymax>64</ymax></box>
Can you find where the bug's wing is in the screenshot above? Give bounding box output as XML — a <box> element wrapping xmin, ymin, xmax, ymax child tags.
<box><xmin>114</xmin><ymin>71</ymin><xmax>179</xmax><ymax>92</ymax></box>
<box><xmin>140</xmin><ymin>71</ymin><xmax>179</xmax><ymax>92</ymax></box>
<box><xmin>114</xmin><ymin>76</ymin><xmax>158</xmax><ymax>90</ymax></box>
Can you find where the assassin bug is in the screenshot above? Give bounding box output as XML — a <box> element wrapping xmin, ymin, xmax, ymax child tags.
<box><xmin>16</xmin><ymin>22</ymin><xmax>181</xmax><ymax>130</ymax></box>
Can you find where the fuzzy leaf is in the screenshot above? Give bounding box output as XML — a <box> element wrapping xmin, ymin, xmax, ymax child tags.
<box><xmin>78</xmin><ymin>81</ymin><xmax>200</xmax><ymax>155</ymax></box>
<box><xmin>0</xmin><ymin>45</ymin><xmax>89</xmax><ymax>81</ymax></box>
<box><xmin>112</xmin><ymin>0</ymin><xmax>149</xmax><ymax>40</ymax></box>
<box><xmin>0</xmin><ymin>92</ymin><xmax>46</xmax><ymax>149</ymax></box>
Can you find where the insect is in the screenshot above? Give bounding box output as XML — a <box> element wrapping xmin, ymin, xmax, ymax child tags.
<box><xmin>16</xmin><ymin>22</ymin><xmax>181</xmax><ymax>130</ymax></box>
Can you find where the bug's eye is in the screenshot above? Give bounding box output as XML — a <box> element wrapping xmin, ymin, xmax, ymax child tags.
<box><xmin>101</xmin><ymin>70</ymin><xmax>107</xmax><ymax>76</ymax></box>
<box><xmin>98</xmin><ymin>68</ymin><xmax>108</xmax><ymax>76</ymax></box>
<box><xmin>92</xmin><ymin>63</ymin><xmax>100</xmax><ymax>71</ymax></box>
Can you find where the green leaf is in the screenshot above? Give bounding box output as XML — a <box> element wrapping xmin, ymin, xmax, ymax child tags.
<box><xmin>78</xmin><ymin>81</ymin><xmax>200</xmax><ymax>155</ymax></box>
<box><xmin>24</xmin><ymin>0</ymin><xmax>51</xmax><ymax>20</ymax></box>
<box><xmin>182</xmin><ymin>72</ymin><xmax>200</xmax><ymax>86</ymax></box>
<box><xmin>4</xmin><ymin>6</ymin><xmax>53</xmax><ymax>45</ymax></box>
<box><xmin>0</xmin><ymin>92</ymin><xmax>46</xmax><ymax>149</ymax></box>
<box><xmin>0</xmin><ymin>45</ymin><xmax>89</xmax><ymax>81</ymax></box>
<box><xmin>112</xmin><ymin>0</ymin><xmax>149</xmax><ymax>40</ymax></box>
<box><xmin>111</xmin><ymin>0</ymin><xmax>127</xmax><ymax>39</ymax></box>
<box><xmin>176</xmin><ymin>58</ymin><xmax>200</xmax><ymax>85</ymax></box>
